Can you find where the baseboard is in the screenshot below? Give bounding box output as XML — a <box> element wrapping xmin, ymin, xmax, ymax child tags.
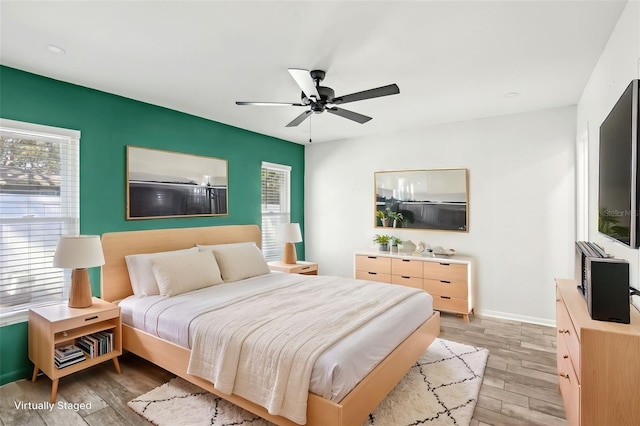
<box><xmin>475</xmin><ymin>309</ymin><xmax>555</xmax><ymax>327</ymax></box>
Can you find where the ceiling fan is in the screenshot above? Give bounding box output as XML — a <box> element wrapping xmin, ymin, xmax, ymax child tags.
<box><xmin>236</xmin><ymin>69</ymin><xmax>400</xmax><ymax>127</ymax></box>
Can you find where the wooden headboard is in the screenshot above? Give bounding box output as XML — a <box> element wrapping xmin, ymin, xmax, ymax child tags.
<box><xmin>100</xmin><ymin>225</ymin><xmax>262</xmax><ymax>302</ymax></box>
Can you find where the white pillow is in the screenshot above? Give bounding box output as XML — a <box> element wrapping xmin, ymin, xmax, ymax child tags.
<box><xmin>125</xmin><ymin>247</ymin><xmax>198</xmax><ymax>296</ymax></box>
<box><xmin>151</xmin><ymin>250</ymin><xmax>223</xmax><ymax>297</ymax></box>
<box><xmin>208</xmin><ymin>244</ymin><xmax>270</xmax><ymax>282</ymax></box>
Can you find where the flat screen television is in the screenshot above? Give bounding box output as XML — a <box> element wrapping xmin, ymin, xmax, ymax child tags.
<box><xmin>598</xmin><ymin>79</ymin><xmax>640</xmax><ymax>247</ymax></box>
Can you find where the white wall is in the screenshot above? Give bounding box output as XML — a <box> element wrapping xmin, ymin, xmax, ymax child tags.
<box><xmin>577</xmin><ymin>0</ymin><xmax>640</xmax><ymax>285</ymax></box>
<box><xmin>305</xmin><ymin>106</ymin><xmax>576</xmax><ymax>325</ymax></box>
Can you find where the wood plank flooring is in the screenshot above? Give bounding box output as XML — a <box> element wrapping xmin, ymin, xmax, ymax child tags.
<box><xmin>0</xmin><ymin>313</ymin><xmax>566</xmax><ymax>425</ymax></box>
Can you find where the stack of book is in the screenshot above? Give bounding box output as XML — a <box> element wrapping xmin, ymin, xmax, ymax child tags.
<box><xmin>54</xmin><ymin>344</ymin><xmax>86</xmax><ymax>369</ymax></box>
<box><xmin>76</xmin><ymin>330</ymin><xmax>114</xmax><ymax>359</ymax></box>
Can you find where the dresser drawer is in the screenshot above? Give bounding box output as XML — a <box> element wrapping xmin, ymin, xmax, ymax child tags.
<box><xmin>423</xmin><ymin>262</ymin><xmax>467</xmax><ymax>283</ymax></box>
<box><xmin>391</xmin><ymin>258</ymin><xmax>423</xmax><ymax>278</ymax></box>
<box><xmin>557</xmin><ymin>295</ymin><xmax>581</xmax><ymax>380</ymax></box>
<box><xmin>391</xmin><ymin>275</ymin><xmax>423</xmax><ymax>289</ymax></box>
<box><xmin>432</xmin><ymin>294</ymin><xmax>468</xmax><ymax>314</ymax></box>
<box><xmin>355</xmin><ymin>255</ymin><xmax>391</xmax><ymax>274</ymax></box>
<box><xmin>355</xmin><ymin>270</ymin><xmax>392</xmax><ymax>283</ymax></box>
<box><xmin>557</xmin><ymin>334</ymin><xmax>580</xmax><ymax>426</ymax></box>
<box><xmin>423</xmin><ymin>278</ymin><xmax>468</xmax><ymax>299</ymax></box>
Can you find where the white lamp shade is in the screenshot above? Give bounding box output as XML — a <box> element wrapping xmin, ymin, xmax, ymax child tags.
<box><xmin>278</xmin><ymin>223</ymin><xmax>302</xmax><ymax>243</ymax></box>
<box><xmin>53</xmin><ymin>235</ymin><xmax>105</xmax><ymax>269</ymax></box>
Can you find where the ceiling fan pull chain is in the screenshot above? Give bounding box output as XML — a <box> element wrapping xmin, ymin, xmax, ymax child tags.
<box><xmin>309</xmin><ymin>115</ymin><xmax>312</xmax><ymax>143</ymax></box>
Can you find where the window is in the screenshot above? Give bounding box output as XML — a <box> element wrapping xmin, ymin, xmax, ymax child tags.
<box><xmin>0</xmin><ymin>119</ymin><xmax>80</xmax><ymax>321</ymax></box>
<box><xmin>261</xmin><ymin>162</ymin><xmax>291</xmax><ymax>261</ymax></box>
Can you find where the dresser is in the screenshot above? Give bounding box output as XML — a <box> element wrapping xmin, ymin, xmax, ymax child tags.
<box><xmin>556</xmin><ymin>278</ymin><xmax>640</xmax><ymax>426</ymax></box>
<box><xmin>355</xmin><ymin>251</ymin><xmax>473</xmax><ymax>321</ymax></box>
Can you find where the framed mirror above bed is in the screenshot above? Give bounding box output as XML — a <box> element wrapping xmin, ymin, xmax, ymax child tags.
<box><xmin>375</xmin><ymin>168</ymin><xmax>468</xmax><ymax>231</ymax></box>
<box><xmin>126</xmin><ymin>146</ymin><xmax>228</xmax><ymax>219</ymax></box>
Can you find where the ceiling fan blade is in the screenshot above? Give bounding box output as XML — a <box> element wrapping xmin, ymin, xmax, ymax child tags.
<box><xmin>236</xmin><ymin>101</ymin><xmax>305</xmax><ymax>106</ymax></box>
<box><xmin>286</xmin><ymin>110</ymin><xmax>313</xmax><ymax>127</ymax></box>
<box><xmin>326</xmin><ymin>107</ymin><xmax>372</xmax><ymax>124</ymax></box>
<box><xmin>332</xmin><ymin>84</ymin><xmax>400</xmax><ymax>105</ymax></box>
<box><xmin>288</xmin><ymin>68</ymin><xmax>320</xmax><ymax>100</ymax></box>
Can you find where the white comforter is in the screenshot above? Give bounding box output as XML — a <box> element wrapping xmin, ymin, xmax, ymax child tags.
<box><xmin>186</xmin><ymin>274</ymin><xmax>422</xmax><ymax>425</ymax></box>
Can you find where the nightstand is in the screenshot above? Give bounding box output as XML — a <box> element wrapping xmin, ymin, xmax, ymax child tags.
<box><xmin>268</xmin><ymin>260</ymin><xmax>319</xmax><ymax>275</ymax></box>
<box><xmin>28</xmin><ymin>297</ymin><xmax>122</xmax><ymax>402</ymax></box>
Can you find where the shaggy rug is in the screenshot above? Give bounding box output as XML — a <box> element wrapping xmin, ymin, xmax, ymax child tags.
<box><xmin>128</xmin><ymin>338</ymin><xmax>488</xmax><ymax>426</ymax></box>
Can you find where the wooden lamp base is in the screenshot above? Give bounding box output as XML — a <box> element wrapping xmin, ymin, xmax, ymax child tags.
<box><xmin>68</xmin><ymin>269</ymin><xmax>93</xmax><ymax>308</ymax></box>
<box><xmin>283</xmin><ymin>242</ymin><xmax>297</xmax><ymax>265</ymax></box>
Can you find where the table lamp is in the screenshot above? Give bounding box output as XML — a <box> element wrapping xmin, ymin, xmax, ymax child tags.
<box><xmin>279</xmin><ymin>223</ymin><xmax>302</xmax><ymax>264</ymax></box>
<box><xmin>53</xmin><ymin>235</ymin><xmax>105</xmax><ymax>308</ymax></box>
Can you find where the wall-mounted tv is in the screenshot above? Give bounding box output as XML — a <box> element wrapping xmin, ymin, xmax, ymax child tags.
<box><xmin>598</xmin><ymin>79</ymin><xmax>639</xmax><ymax>247</ymax></box>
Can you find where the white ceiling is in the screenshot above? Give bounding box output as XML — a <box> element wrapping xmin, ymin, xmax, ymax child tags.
<box><xmin>0</xmin><ymin>1</ymin><xmax>627</xmax><ymax>144</ymax></box>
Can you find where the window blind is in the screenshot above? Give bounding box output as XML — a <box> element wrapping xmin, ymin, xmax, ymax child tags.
<box><xmin>261</xmin><ymin>162</ymin><xmax>291</xmax><ymax>261</ymax></box>
<box><xmin>0</xmin><ymin>119</ymin><xmax>80</xmax><ymax>316</ymax></box>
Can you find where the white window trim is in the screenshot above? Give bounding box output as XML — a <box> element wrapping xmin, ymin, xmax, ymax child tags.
<box><xmin>0</xmin><ymin>119</ymin><xmax>80</xmax><ymax>325</ymax></box>
<box><xmin>261</xmin><ymin>162</ymin><xmax>292</xmax><ymax>261</ymax></box>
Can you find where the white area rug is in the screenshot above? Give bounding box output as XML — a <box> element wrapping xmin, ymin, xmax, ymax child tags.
<box><xmin>128</xmin><ymin>338</ymin><xmax>488</xmax><ymax>426</ymax></box>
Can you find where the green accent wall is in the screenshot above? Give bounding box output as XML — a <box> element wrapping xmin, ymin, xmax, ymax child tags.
<box><xmin>0</xmin><ymin>66</ymin><xmax>305</xmax><ymax>385</ymax></box>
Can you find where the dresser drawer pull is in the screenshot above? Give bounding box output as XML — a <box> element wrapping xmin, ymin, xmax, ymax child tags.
<box><xmin>440</xmin><ymin>263</ymin><xmax>450</xmax><ymax>266</ymax></box>
<box><xmin>563</xmin><ymin>355</ymin><xmax>569</xmax><ymax>359</ymax></box>
<box><xmin>440</xmin><ymin>296</ymin><xmax>451</xmax><ymax>300</ymax></box>
<box><xmin>402</xmin><ymin>259</ymin><xmax>410</xmax><ymax>262</ymax></box>
<box><xmin>558</xmin><ymin>329</ymin><xmax>570</xmax><ymax>334</ymax></box>
<box><xmin>367</xmin><ymin>256</ymin><xmax>377</xmax><ymax>259</ymax></box>
<box><xmin>85</xmin><ymin>315</ymin><xmax>99</xmax><ymax>322</ymax></box>
<box><xmin>401</xmin><ymin>276</ymin><xmax>410</xmax><ymax>279</ymax></box>
<box><xmin>368</xmin><ymin>272</ymin><xmax>377</xmax><ymax>275</ymax></box>
<box><xmin>301</xmin><ymin>266</ymin><xmax>310</xmax><ymax>270</ymax></box>
<box><xmin>558</xmin><ymin>373</ymin><xmax>570</xmax><ymax>380</ymax></box>
<box><xmin>440</xmin><ymin>280</ymin><xmax>451</xmax><ymax>284</ymax></box>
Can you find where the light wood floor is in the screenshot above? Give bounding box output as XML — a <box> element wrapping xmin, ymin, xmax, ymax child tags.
<box><xmin>0</xmin><ymin>313</ymin><xmax>566</xmax><ymax>426</ymax></box>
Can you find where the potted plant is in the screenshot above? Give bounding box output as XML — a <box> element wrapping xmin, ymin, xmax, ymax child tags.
<box><xmin>390</xmin><ymin>236</ymin><xmax>402</xmax><ymax>253</ymax></box>
<box><xmin>376</xmin><ymin>209</ymin><xmax>391</xmax><ymax>227</ymax></box>
<box><xmin>373</xmin><ymin>234</ymin><xmax>391</xmax><ymax>251</ymax></box>
<box><xmin>388</xmin><ymin>211</ymin><xmax>406</xmax><ymax>228</ymax></box>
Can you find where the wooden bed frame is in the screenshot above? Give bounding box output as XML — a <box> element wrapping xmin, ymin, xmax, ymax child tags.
<box><xmin>101</xmin><ymin>225</ymin><xmax>440</xmax><ymax>426</ymax></box>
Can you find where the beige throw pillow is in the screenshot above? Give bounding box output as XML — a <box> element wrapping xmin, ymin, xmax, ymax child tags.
<box><xmin>151</xmin><ymin>249</ymin><xmax>224</xmax><ymax>296</ymax></box>
<box><xmin>125</xmin><ymin>247</ymin><xmax>199</xmax><ymax>296</ymax></box>
<box><xmin>208</xmin><ymin>244</ymin><xmax>271</xmax><ymax>282</ymax></box>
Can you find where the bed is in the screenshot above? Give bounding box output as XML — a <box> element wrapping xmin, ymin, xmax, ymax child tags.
<box><xmin>101</xmin><ymin>224</ymin><xmax>440</xmax><ymax>426</ymax></box>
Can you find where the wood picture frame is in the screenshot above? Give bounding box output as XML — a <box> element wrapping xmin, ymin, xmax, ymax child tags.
<box><xmin>375</xmin><ymin>168</ymin><xmax>469</xmax><ymax>231</ymax></box>
<box><xmin>126</xmin><ymin>146</ymin><xmax>228</xmax><ymax>219</ymax></box>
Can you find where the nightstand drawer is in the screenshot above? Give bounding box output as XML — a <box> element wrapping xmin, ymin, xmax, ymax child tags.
<box><xmin>355</xmin><ymin>255</ymin><xmax>391</xmax><ymax>274</ymax></box>
<box><xmin>268</xmin><ymin>261</ymin><xmax>319</xmax><ymax>275</ymax></box>
<box><xmin>391</xmin><ymin>258</ymin><xmax>423</xmax><ymax>277</ymax></box>
<box><xmin>287</xmin><ymin>263</ymin><xmax>318</xmax><ymax>274</ymax></box>
<box><xmin>52</xmin><ymin>306</ymin><xmax>119</xmax><ymax>334</ymax></box>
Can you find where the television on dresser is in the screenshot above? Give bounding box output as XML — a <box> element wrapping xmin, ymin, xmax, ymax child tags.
<box><xmin>598</xmin><ymin>79</ymin><xmax>640</xmax><ymax>248</ymax></box>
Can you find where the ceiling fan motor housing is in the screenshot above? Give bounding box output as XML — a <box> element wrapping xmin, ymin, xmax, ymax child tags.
<box><xmin>302</xmin><ymin>86</ymin><xmax>335</xmax><ymax>112</ymax></box>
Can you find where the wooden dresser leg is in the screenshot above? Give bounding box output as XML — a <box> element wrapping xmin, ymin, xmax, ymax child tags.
<box><xmin>31</xmin><ymin>366</ymin><xmax>39</xmax><ymax>382</ymax></box>
<box><xmin>50</xmin><ymin>379</ymin><xmax>59</xmax><ymax>403</ymax></box>
<box><xmin>463</xmin><ymin>314</ymin><xmax>470</xmax><ymax>323</ymax></box>
<box><xmin>112</xmin><ymin>357</ymin><xmax>122</xmax><ymax>374</ymax></box>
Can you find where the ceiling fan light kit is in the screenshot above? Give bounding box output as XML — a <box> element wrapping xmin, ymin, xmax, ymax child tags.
<box><xmin>236</xmin><ymin>68</ymin><xmax>399</xmax><ymax>128</ymax></box>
